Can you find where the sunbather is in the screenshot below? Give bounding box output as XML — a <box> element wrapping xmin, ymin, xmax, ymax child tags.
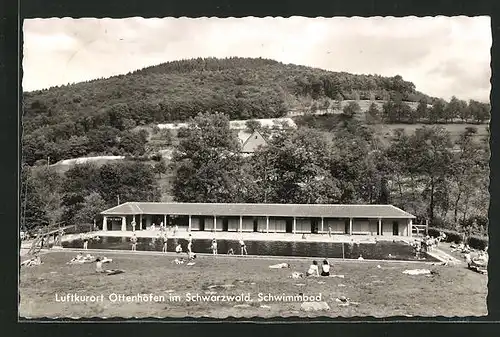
<box><xmin>321</xmin><ymin>259</ymin><xmax>330</xmax><ymax>276</ymax></box>
<box><xmin>21</xmin><ymin>255</ymin><xmax>43</xmax><ymax>267</ymax></box>
<box><xmin>269</xmin><ymin>263</ymin><xmax>290</xmax><ymax>269</ymax></box>
<box><xmin>95</xmin><ymin>258</ymin><xmax>123</xmax><ymax>275</ymax></box>
<box><xmin>306</xmin><ymin>260</ymin><xmax>320</xmax><ymax>277</ymax></box>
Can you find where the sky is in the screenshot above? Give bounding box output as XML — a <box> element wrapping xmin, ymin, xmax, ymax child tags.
<box><xmin>23</xmin><ymin>16</ymin><xmax>491</xmax><ymax>102</ymax></box>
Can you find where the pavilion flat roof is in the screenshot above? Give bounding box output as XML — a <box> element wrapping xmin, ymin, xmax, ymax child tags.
<box><xmin>101</xmin><ymin>202</ymin><xmax>415</xmax><ymax>219</ymax></box>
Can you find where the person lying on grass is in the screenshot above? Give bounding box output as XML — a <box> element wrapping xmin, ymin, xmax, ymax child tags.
<box><xmin>68</xmin><ymin>254</ymin><xmax>96</xmax><ymax>264</ymax></box>
<box><xmin>21</xmin><ymin>255</ymin><xmax>43</xmax><ymax>267</ymax></box>
<box><xmin>305</xmin><ymin>260</ymin><xmax>320</xmax><ymax>277</ymax></box>
<box><xmin>95</xmin><ymin>257</ymin><xmax>124</xmax><ymax>275</ymax></box>
<box><xmin>269</xmin><ymin>263</ymin><xmax>290</xmax><ymax>269</ymax></box>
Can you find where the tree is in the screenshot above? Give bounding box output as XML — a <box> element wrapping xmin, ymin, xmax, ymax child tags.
<box><xmin>469</xmin><ymin>100</ymin><xmax>490</xmax><ymax>124</ymax></box>
<box><xmin>251</xmin><ymin>128</ymin><xmax>341</xmax><ymax>204</ymax></box>
<box><xmin>171</xmin><ymin>112</ymin><xmax>244</xmax><ymax>202</ymax></box>
<box><xmin>444</xmin><ymin>96</ymin><xmax>461</xmax><ymax>123</ymax></box>
<box><xmin>30</xmin><ymin>166</ymin><xmax>64</xmax><ymax>227</ymax></box>
<box><xmin>20</xmin><ymin>165</ymin><xmax>48</xmax><ymax>230</ymax></box>
<box><xmin>245</xmin><ymin>119</ymin><xmax>261</xmax><ymax>133</ymax></box>
<box><xmin>365</xmin><ymin>102</ymin><xmax>380</xmax><ymax>124</ymax></box>
<box><xmin>73</xmin><ymin>192</ymin><xmax>108</xmax><ymax>227</ymax></box>
<box><xmin>342</xmin><ymin>101</ymin><xmax>361</xmax><ymax>119</ymax></box>
<box><xmin>410</xmin><ymin>127</ymin><xmax>453</xmax><ymax>222</ymax></box>
<box><xmin>429</xmin><ymin>99</ymin><xmax>446</xmax><ymax>123</ymax></box>
<box><xmin>153</xmin><ymin>159</ymin><xmax>168</xmax><ymax>178</ymax></box>
<box><xmin>416</xmin><ymin>99</ymin><xmax>428</xmax><ymax>123</ymax></box>
<box><xmin>458</xmin><ymin>99</ymin><xmax>471</xmax><ymax>122</ymax></box>
<box><xmin>334</xmin><ymin>93</ymin><xmax>344</xmax><ymax>111</ymax></box>
<box><xmin>448</xmin><ymin>128</ymin><xmax>487</xmax><ymax>224</ymax></box>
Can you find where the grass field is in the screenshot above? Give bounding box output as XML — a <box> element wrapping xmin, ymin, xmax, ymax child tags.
<box><xmin>19</xmin><ymin>250</ymin><xmax>487</xmax><ymax>319</ymax></box>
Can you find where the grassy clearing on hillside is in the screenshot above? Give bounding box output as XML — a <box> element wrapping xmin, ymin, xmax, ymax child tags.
<box><xmin>19</xmin><ymin>251</ymin><xmax>487</xmax><ymax>318</ymax></box>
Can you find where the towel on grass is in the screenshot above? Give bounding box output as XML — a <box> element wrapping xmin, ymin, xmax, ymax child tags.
<box><xmin>403</xmin><ymin>269</ymin><xmax>431</xmax><ymax>275</ymax></box>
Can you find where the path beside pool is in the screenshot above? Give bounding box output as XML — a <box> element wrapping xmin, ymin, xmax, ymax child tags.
<box><xmin>77</xmin><ymin>229</ymin><xmax>421</xmax><ymax>245</ymax></box>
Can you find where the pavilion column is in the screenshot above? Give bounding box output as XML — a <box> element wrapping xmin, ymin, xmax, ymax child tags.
<box><xmin>408</xmin><ymin>218</ymin><xmax>413</xmax><ymax>237</ymax></box>
<box><xmin>103</xmin><ymin>216</ymin><xmax>108</xmax><ymax>232</ymax></box>
<box><xmin>163</xmin><ymin>214</ymin><xmax>167</xmax><ymax>226</ymax></box>
<box><xmin>239</xmin><ymin>216</ymin><xmax>243</xmax><ymax>232</ymax></box>
<box><xmin>121</xmin><ymin>216</ymin><xmax>127</xmax><ymax>231</ymax></box>
<box><xmin>140</xmin><ymin>214</ymin><xmax>143</xmax><ymax>230</ymax></box>
<box><xmin>378</xmin><ymin>218</ymin><xmax>382</xmax><ymax>236</ymax></box>
<box><xmin>321</xmin><ymin>217</ymin><xmax>324</xmax><ymax>233</ymax></box>
<box><xmin>214</xmin><ymin>215</ymin><xmax>217</xmax><ymax>232</ymax></box>
<box><xmin>293</xmin><ymin>217</ymin><xmax>297</xmax><ymax>234</ymax></box>
<box><xmin>266</xmin><ymin>216</ymin><xmax>269</xmax><ymax>233</ymax></box>
<box><xmin>188</xmin><ymin>215</ymin><xmax>192</xmax><ymax>232</ymax></box>
<box><xmin>349</xmin><ymin>218</ymin><xmax>353</xmax><ymax>235</ymax></box>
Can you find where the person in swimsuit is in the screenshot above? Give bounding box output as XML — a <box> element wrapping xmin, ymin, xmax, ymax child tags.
<box><xmin>239</xmin><ymin>239</ymin><xmax>247</xmax><ymax>255</ymax></box>
<box><xmin>130</xmin><ymin>234</ymin><xmax>138</xmax><ymax>251</ymax></box>
<box><xmin>175</xmin><ymin>243</ymin><xmax>183</xmax><ymax>254</ymax></box>
<box><xmin>187</xmin><ymin>240</ymin><xmax>193</xmax><ymax>254</ymax></box>
<box><xmin>162</xmin><ymin>233</ymin><xmax>168</xmax><ymax>253</ymax></box>
<box><xmin>306</xmin><ymin>260</ymin><xmax>320</xmax><ymax>277</ymax></box>
<box><xmin>211</xmin><ymin>238</ymin><xmax>218</xmax><ymax>255</ymax></box>
<box><xmin>82</xmin><ymin>234</ymin><xmax>89</xmax><ymax>250</ymax></box>
<box><xmin>321</xmin><ymin>259</ymin><xmax>330</xmax><ymax>276</ymax></box>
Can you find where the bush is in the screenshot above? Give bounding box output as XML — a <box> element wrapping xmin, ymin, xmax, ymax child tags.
<box><xmin>467</xmin><ymin>235</ymin><xmax>488</xmax><ymax>251</ymax></box>
<box><xmin>428</xmin><ymin>227</ymin><xmax>463</xmax><ymax>243</ymax></box>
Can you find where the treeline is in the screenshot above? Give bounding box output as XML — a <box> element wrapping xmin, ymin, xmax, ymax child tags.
<box><xmin>367</xmin><ymin>96</ymin><xmax>491</xmax><ymax>124</ymax></box>
<box><xmin>20</xmin><ymin>161</ymin><xmax>161</xmax><ymax>231</ymax></box>
<box><xmin>22</xmin><ymin>57</ymin><xmax>440</xmax><ymax>164</ymax></box>
<box><xmin>172</xmin><ymin>113</ymin><xmax>489</xmax><ymax>236</ymax></box>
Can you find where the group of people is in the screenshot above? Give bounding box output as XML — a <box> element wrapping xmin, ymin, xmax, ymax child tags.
<box><xmin>209</xmin><ymin>238</ymin><xmax>248</xmax><ymax>255</ymax></box>
<box><xmin>306</xmin><ymin>259</ymin><xmax>331</xmax><ymax>277</ymax></box>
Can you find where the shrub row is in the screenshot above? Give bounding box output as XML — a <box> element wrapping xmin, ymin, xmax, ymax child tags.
<box><xmin>427</xmin><ymin>227</ymin><xmax>463</xmax><ymax>243</ymax></box>
<box><xmin>428</xmin><ymin>227</ymin><xmax>488</xmax><ymax>250</ymax></box>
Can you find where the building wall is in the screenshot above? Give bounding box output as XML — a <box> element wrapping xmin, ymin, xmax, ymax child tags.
<box><xmin>190</xmin><ymin>217</ymin><xmax>201</xmax><ymax>231</ymax></box>
<box><xmin>295</xmin><ymin>218</ymin><xmax>311</xmax><ymax>233</ymax></box>
<box><xmin>268</xmin><ymin>218</ymin><xmax>286</xmax><ymax>233</ymax></box>
<box><xmin>353</xmin><ymin>219</ymin><xmax>370</xmax><ymax>235</ymax></box>
<box><xmin>324</xmin><ymin>219</ymin><xmax>345</xmax><ymax>234</ymax></box>
<box><xmin>368</xmin><ymin>219</ymin><xmax>378</xmax><ymax>235</ymax></box>
<box><xmin>228</xmin><ymin>217</ymin><xmax>239</xmax><ymax>232</ymax></box>
<box><xmin>257</xmin><ymin>217</ymin><xmax>268</xmax><ymax>232</ymax></box>
<box><xmin>241</xmin><ymin>218</ymin><xmax>254</xmax><ymax>232</ymax></box>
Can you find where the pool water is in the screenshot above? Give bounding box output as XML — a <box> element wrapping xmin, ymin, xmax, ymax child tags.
<box><xmin>62</xmin><ymin>237</ymin><xmax>438</xmax><ymax>262</ymax></box>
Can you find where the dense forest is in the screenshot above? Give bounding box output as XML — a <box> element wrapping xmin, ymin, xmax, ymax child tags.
<box><xmin>22</xmin><ymin>56</ymin><xmax>484</xmax><ymax>166</ymax></box>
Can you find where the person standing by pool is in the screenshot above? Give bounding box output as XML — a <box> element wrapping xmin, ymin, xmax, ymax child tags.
<box><xmin>173</xmin><ymin>224</ymin><xmax>179</xmax><ymax>236</ymax></box>
<box><xmin>130</xmin><ymin>233</ymin><xmax>138</xmax><ymax>251</ymax></box>
<box><xmin>187</xmin><ymin>238</ymin><xmax>193</xmax><ymax>254</ymax></box>
<box><xmin>211</xmin><ymin>238</ymin><xmax>218</xmax><ymax>255</ymax></box>
<box><xmin>131</xmin><ymin>219</ymin><xmax>136</xmax><ymax>232</ymax></box>
<box><xmin>321</xmin><ymin>260</ymin><xmax>330</xmax><ymax>276</ymax></box>
<box><xmin>239</xmin><ymin>238</ymin><xmax>247</xmax><ymax>256</ymax></box>
<box><xmin>328</xmin><ymin>226</ymin><xmax>332</xmax><ymax>238</ymax></box>
<box><xmin>162</xmin><ymin>233</ymin><xmax>168</xmax><ymax>253</ymax></box>
<box><xmin>82</xmin><ymin>233</ymin><xmax>89</xmax><ymax>250</ymax></box>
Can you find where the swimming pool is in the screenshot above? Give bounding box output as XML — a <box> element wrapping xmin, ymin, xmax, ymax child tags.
<box><xmin>62</xmin><ymin>236</ymin><xmax>438</xmax><ymax>261</ymax></box>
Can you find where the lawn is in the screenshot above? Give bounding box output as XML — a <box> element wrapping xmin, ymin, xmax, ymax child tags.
<box><xmin>19</xmin><ymin>251</ymin><xmax>487</xmax><ymax>319</ymax></box>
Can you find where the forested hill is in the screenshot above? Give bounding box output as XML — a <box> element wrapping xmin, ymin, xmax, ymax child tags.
<box><xmin>21</xmin><ymin>57</ymin><xmax>445</xmax><ymax>165</ymax></box>
<box><xmin>23</xmin><ymin>57</ymin><xmax>432</xmax><ymax>125</ymax></box>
